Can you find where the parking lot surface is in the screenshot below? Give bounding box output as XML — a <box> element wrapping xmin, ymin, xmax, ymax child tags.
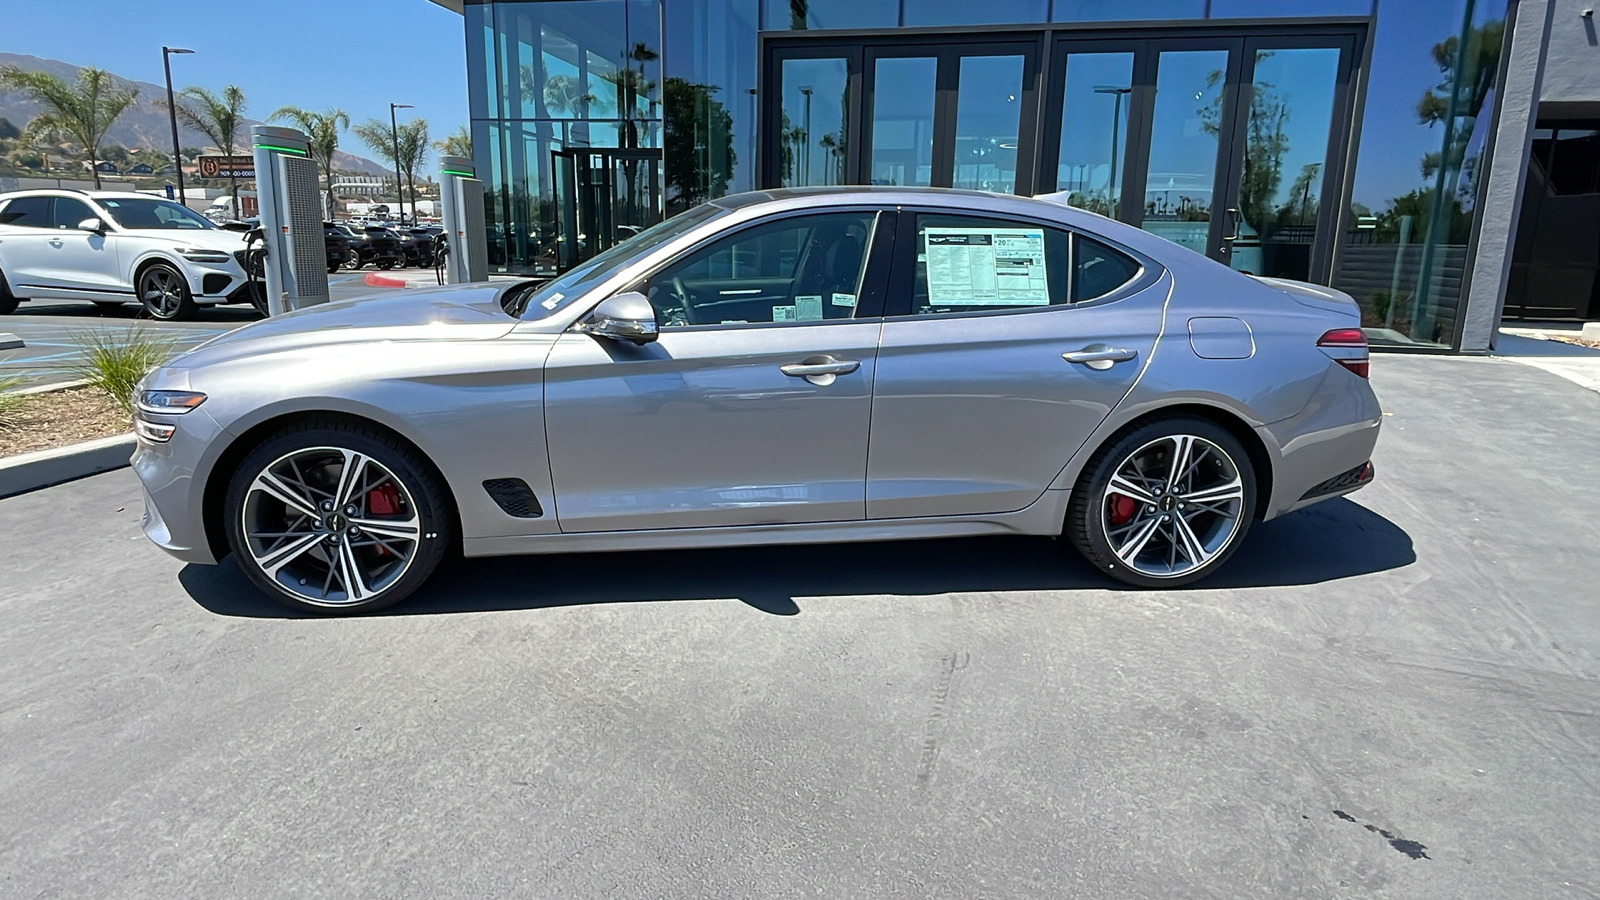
<box><xmin>0</xmin><ymin>274</ymin><xmax>387</xmax><ymax>385</ymax></box>
<box><xmin>1</xmin><ymin>355</ymin><xmax>1597</xmax><ymax>897</ymax></box>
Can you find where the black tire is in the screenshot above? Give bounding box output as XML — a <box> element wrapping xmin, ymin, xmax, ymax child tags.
<box><xmin>224</xmin><ymin>420</ymin><xmax>454</xmax><ymax>614</ymax></box>
<box><xmin>0</xmin><ymin>268</ymin><xmax>17</xmax><ymax>314</ymax></box>
<box><xmin>1065</xmin><ymin>415</ymin><xmax>1257</xmax><ymax>588</ymax></box>
<box><xmin>137</xmin><ymin>262</ymin><xmax>198</xmax><ymax>320</ymax></box>
<box><xmin>345</xmin><ymin>255</ymin><xmax>364</xmax><ymax>270</ymax></box>
<box><xmin>376</xmin><ymin>259</ymin><xmax>397</xmax><ymax>270</ymax></box>
<box><xmin>328</xmin><ymin>262</ymin><xmax>342</xmax><ymax>275</ymax></box>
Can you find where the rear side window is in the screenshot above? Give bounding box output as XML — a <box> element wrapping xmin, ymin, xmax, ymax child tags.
<box><xmin>0</xmin><ymin>196</ymin><xmax>51</xmax><ymax>228</ymax></box>
<box><xmin>1073</xmin><ymin>235</ymin><xmax>1142</xmax><ymax>302</ymax></box>
<box><xmin>906</xmin><ymin>213</ymin><xmax>1072</xmax><ymax>315</ymax></box>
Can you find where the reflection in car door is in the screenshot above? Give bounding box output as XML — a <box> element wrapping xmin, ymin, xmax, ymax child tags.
<box><xmin>866</xmin><ymin>211</ymin><xmax>1167</xmax><ymax>519</ymax></box>
<box><xmin>44</xmin><ymin>197</ymin><xmax>123</xmax><ymax>296</ymax></box>
<box><xmin>541</xmin><ymin>210</ymin><xmax>894</xmax><ymax>533</ymax></box>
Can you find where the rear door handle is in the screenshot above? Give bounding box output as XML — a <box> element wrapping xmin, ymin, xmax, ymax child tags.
<box><xmin>1062</xmin><ymin>344</ymin><xmax>1139</xmax><ymax>371</ymax></box>
<box><xmin>781</xmin><ymin>355</ymin><xmax>860</xmax><ymax>385</ymax></box>
<box><xmin>48</xmin><ymin>239</ymin><xmax>64</xmax><ymax>247</ymax></box>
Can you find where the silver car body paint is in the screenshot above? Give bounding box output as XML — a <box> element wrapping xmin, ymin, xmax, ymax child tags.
<box><xmin>133</xmin><ymin>187</ymin><xmax>1380</xmax><ymax>566</ymax></box>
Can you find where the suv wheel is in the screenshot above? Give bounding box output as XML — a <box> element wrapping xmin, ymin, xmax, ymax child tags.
<box><xmin>224</xmin><ymin>421</ymin><xmax>454</xmax><ymax>614</ymax></box>
<box><xmin>1066</xmin><ymin>416</ymin><xmax>1257</xmax><ymax>588</ymax></box>
<box><xmin>138</xmin><ymin>263</ymin><xmax>197</xmax><ymax>321</ymax></box>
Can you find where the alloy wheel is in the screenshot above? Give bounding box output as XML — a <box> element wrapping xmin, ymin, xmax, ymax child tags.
<box><xmin>240</xmin><ymin>446</ymin><xmax>422</xmax><ymax>607</ymax></box>
<box><xmin>1100</xmin><ymin>434</ymin><xmax>1246</xmax><ymax>579</ymax></box>
<box><xmin>140</xmin><ymin>267</ymin><xmax>187</xmax><ymax>319</ymax></box>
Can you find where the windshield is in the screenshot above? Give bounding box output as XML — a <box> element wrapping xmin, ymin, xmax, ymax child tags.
<box><xmin>511</xmin><ymin>204</ymin><xmax>726</xmax><ymax>319</ymax></box>
<box><xmin>98</xmin><ymin>197</ymin><xmax>215</xmax><ymax>230</ymax></box>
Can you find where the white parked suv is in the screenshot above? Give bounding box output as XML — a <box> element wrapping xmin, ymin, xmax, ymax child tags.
<box><xmin>0</xmin><ymin>189</ymin><xmax>254</xmax><ymax>320</ymax></box>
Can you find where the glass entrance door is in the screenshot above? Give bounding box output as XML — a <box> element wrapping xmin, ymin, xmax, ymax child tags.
<box><xmin>552</xmin><ymin>147</ymin><xmax>665</xmax><ymax>268</ymax></box>
<box><xmin>764</xmin><ymin>40</ymin><xmax>1040</xmax><ymax>194</ymax></box>
<box><xmin>1040</xmin><ymin>31</ymin><xmax>1358</xmax><ymax>282</ymax></box>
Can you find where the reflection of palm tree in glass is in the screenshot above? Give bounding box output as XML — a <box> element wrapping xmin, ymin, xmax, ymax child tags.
<box><xmin>819</xmin><ymin>133</ymin><xmax>838</xmax><ymax>185</ymax></box>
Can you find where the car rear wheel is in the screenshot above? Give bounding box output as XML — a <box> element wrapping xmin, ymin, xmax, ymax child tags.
<box><xmin>138</xmin><ymin>263</ymin><xmax>197</xmax><ymax>321</ymax></box>
<box><xmin>376</xmin><ymin>259</ymin><xmax>397</xmax><ymax>270</ymax></box>
<box><xmin>224</xmin><ymin>422</ymin><xmax>454</xmax><ymax>614</ymax></box>
<box><xmin>327</xmin><ymin>262</ymin><xmax>341</xmax><ymax>275</ymax></box>
<box><xmin>345</xmin><ymin>255</ymin><xmax>363</xmax><ymax>270</ymax></box>
<box><xmin>1066</xmin><ymin>416</ymin><xmax>1256</xmax><ymax>588</ymax></box>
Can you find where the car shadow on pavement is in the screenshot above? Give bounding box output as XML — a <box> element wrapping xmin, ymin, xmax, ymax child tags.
<box><xmin>179</xmin><ymin>497</ymin><xmax>1414</xmax><ymax>619</ymax></box>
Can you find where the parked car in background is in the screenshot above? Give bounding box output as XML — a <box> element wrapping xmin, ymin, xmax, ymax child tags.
<box><xmin>133</xmin><ymin>187</ymin><xmax>1381</xmax><ymax>613</ymax></box>
<box><xmin>344</xmin><ymin>225</ymin><xmax>404</xmax><ymax>270</ymax></box>
<box><xmin>323</xmin><ymin>222</ymin><xmax>352</xmax><ymax>274</ymax></box>
<box><xmin>398</xmin><ymin>226</ymin><xmax>444</xmax><ymax>268</ymax></box>
<box><xmin>0</xmin><ymin>189</ymin><xmax>253</xmax><ymax>320</ymax></box>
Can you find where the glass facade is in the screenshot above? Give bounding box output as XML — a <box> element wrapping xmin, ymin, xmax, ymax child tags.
<box><xmin>463</xmin><ymin>0</ymin><xmax>1516</xmax><ymax>349</ymax></box>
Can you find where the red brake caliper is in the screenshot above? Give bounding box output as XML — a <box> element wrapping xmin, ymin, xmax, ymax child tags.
<box><xmin>1108</xmin><ymin>494</ymin><xmax>1137</xmax><ymax>527</ymax></box>
<box><xmin>366</xmin><ymin>483</ymin><xmax>403</xmax><ymax>555</ymax></box>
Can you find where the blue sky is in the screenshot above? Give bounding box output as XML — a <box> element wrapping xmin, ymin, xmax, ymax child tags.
<box><xmin>1</xmin><ymin>0</ymin><xmax>469</xmax><ymax>155</ymax></box>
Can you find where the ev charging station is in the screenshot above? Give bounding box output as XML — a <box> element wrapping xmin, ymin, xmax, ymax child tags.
<box><xmin>251</xmin><ymin>125</ymin><xmax>329</xmax><ymax>315</ymax></box>
<box><xmin>438</xmin><ymin>155</ymin><xmax>488</xmax><ymax>284</ymax></box>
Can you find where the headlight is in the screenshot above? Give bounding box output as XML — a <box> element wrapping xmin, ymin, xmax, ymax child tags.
<box><xmin>178</xmin><ymin>249</ymin><xmax>233</xmax><ymax>264</ymax></box>
<box><xmin>137</xmin><ymin>390</ymin><xmax>207</xmax><ymax>414</ymax></box>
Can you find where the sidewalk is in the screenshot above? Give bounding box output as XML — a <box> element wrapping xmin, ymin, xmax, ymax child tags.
<box><xmin>1494</xmin><ymin>327</ymin><xmax>1600</xmax><ymax>394</ymax></box>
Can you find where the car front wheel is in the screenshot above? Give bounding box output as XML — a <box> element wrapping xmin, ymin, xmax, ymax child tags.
<box><xmin>1066</xmin><ymin>416</ymin><xmax>1256</xmax><ymax>588</ymax></box>
<box><xmin>224</xmin><ymin>421</ymin><xmax>453</xmax><ymax>614</ymax></box>
<box><xmin>138</xmin><ymin>263</ymin><xmax>197</xmax><ymax>320</ymax></box>
<box><xmin>0</xmin><ymin>268</ymin><xmax>17</xmax><ymax>314</ymax></box>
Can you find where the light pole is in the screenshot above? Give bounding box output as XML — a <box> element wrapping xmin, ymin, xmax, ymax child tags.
<box><xmin>1093</xmin><ymin>85</ymin><xmax>1131</xmax><ymax>217</ymax></box>
<box><xmin>390</xmin><ymin>103</ymin><xmax>413</xmax><ymax>224</ymax></box>
<box><xmin>163</xmin><ymin>47</ymin><xmax>194</xmax><ymax>205</ymax></box>
<box><xmin>798</xmin><ymin>87</ymin><xmax>813</xmax><ymax>186</ymax></box>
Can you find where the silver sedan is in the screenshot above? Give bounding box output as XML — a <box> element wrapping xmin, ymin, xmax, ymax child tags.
<box><xmin>133</xmin><ymin>188</ymin><xmax>1380</xmax><ymax>613</ymax></box>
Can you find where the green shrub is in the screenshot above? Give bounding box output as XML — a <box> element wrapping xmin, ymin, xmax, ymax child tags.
<box><xmin>0</xmin><ymin>373</ymin><xmax>27</xmax><ymax>430</ymax></box>
<box><xmin>67</xmin><ymin>328</ymin><xmax>177</xmax><ymax>417</ymax></box>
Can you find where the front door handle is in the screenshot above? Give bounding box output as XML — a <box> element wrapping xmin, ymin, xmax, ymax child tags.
<box><xmin>781</xmin><ymin>355</ymin><xmax>860</xmax><ymax>385</ymax></box>
<box><xmin>1062</xmin><ymin>345</ymin><xmax>1138</xmax><ymax>371</ymax></box>
<box><xmin>48</xmin><ymin>239</ymin><xmax>64</xmax><ymax>247</ymax></box>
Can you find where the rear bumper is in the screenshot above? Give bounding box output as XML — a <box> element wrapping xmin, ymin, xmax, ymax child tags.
<box><xmin>1257</xmin><ymin>364</ymin><xmax>1383</xmax><ymax>519</ymax></box>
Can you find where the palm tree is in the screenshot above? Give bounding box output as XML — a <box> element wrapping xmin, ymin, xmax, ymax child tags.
<box><xmin>434</xmin><ymin>125</ymin><xmax>471</xmax><ymax>159</ymax></box>
<box><xmin>269</xmin><ymin>106</ymin><xmax>349</xmax><ymax>215</ymax></box>
<box><xmin>353</xmin><ymin>117</ymin><xmax>430</xmax><ymax>212</ymax></box>
<box><xmin>172</xmin><ymin>85</ymin><xmax>246</xmax><ymax>218</ymax></box>
<box><xmin>0</xmin><ymin>66</ymin><xmax>138</xmax><ymax>189</ymax></box>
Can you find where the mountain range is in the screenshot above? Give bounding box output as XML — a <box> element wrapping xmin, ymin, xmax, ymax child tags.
<box><xmin>0</xmin><ymin>52</ymin><xmax>390</xmax><ymax>175</ymax></box>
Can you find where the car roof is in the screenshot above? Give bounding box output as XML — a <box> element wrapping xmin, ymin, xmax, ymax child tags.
<box><xmin>0</xmin><ymin>189</ymin><xmax>164</xmax><ymax>201</ymax></box>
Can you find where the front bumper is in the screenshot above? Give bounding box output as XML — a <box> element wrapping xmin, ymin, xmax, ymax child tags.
<box><xmin>186</xmin><ymin>256</ymin><xmax>251</xmax><ymax>305</ymax></box>
<box><xmin>132</xmin><ymin>400</ymin><xmax>224</xmax><ymax>565</ymax></box>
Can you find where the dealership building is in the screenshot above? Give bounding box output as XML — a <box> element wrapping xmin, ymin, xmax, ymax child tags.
<box><xmin>428</xmin><ymin>0</ymin><xmax>1600</xmax><ymax>352</ymax></box>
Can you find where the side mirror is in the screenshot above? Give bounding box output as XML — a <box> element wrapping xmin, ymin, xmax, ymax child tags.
<box><xmin>77</xmin><ymin>217</ymin><xmax>106</xmax><ymax>234</ymax></box>
<box><xmin>584</xmin><ymin>291</ymin><xmax>658</xmax><ymax>345</ymax></box>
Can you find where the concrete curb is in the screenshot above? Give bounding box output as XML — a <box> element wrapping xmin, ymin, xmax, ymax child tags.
<box><xmin>363</xmin><ymin>272</ymin><xmax>409</xmax><ymax>289</ymax></box>
<box><xmin>0</xmin><ymin>433</ymin><xmax>136</xmax><ymax>499</ymax></box>
<box><xmin>14</xmin><ymin>379</ymin><xmax>89</xmax><ymax>396</ymax></box>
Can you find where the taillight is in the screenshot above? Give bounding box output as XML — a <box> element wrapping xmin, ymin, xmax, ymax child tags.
<box><xmin>1317</xmin><ymin>328</ymin><xmax>1370</xmax><ymax>378</ymax></box>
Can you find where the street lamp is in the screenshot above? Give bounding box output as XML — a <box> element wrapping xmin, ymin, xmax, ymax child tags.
<box><xmin>163</xmin><ymin>47</ymin><xmax>194</xmax><ymax>205</ymax></box>
<box><xmin>390</xmin><ymin>103</ymin><xmax>413</xmax><ymax>224</ymax></box>
<box><xmin>798</xmin><ymin>87</ymin><xmax>813</xmax><ymax>186</ymax></box>
<box><xmin>1093</xmin><ymin>85</ymin><xmax>1132</xmax><ymax>217</ymax></box>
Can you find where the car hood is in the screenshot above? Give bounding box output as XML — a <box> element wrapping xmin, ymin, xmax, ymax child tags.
<box><xmin>120</xmin><ymin>228</ymin><xmax>248</xmax><ymax>251</ymax></box>
<box><xmin>169</xmin><ymin>283</ymin><xmax>520</xmax><ymax>369</ymax></box>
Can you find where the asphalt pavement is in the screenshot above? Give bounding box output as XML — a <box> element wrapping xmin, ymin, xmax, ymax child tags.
<box><xmin>0</xmin><ymin>355</ymin><xmax>1597</xmax><ymax>897</ymax></box>
<box><xmin>0</xmin><ymin>273</ymin><xmax>384</xmax><ymax>386</ymax></box>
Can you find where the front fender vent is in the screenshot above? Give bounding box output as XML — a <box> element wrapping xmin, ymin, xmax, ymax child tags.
<box><xmin>483</xmin><ymin>478</ymin><xmax>544</xmax><ymax>518</ymax></box>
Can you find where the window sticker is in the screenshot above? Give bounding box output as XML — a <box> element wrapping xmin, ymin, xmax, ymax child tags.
<box><xmin>795</xmin><ymin>295</ymin><xmax>823</xmax><ymax>320</ymax></box>
<box><xmin>772</xmin><ymin>305</ymin><xmax>797</xmax><ymax>322</ymax></box>
<box><xmin>831</xmin><ymin>292</ymin><xmax>856</xmax><ymax>308</ymax></box>
<box><xmin>923</xmin><ymin>227</ymin><xmax>1049</xmax><ymax>306</ymax></box>
<box><xmin>541</xmin><ymin>292</ymin><xmax>566</xmax><ymax>310</ymax></box>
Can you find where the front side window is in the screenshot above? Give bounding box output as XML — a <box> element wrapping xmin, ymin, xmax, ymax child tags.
<box><xmin>96</xmin><ymin>198</ymin><xmax>214</xmax><ymax>230</ymax></box>
<box><xmin>51</xmin><ymin>198</ymin><xmax>95</xmax><ymax>230</ymax></box>
<box><xmin>0</xmin><ymin>196</ymin><xmax>52</xmax><ymax>228</ymax></box>
<box><xmin>634</xmin><ymin>212</ymin><xmax>877</xmax><ymax>327</ymax></box>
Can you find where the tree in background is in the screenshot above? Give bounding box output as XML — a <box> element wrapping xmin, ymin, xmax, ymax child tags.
<box><xmin>663</xmin><ymin>78</ymin><xmax>734</xmax><ymax>212</ymax></box>
<box><xmin>269</xmin><ymin>106</ymin><xmax>349</xmax><ymax>215</ymax></box>
<box><xmin>173</xmin><ymin>85</ymin><xmax>247</xmax><ymax>219</ymax></box>
<box><xmin>0</xmin><ymin>66</ymin><xmax>138</xmax><ymax>188</ymax></box>
<box><xmin>354</xmin><ymin>117</ymin><xmax>430</xmax><ymax>210</ymax></box>
<box><xmin>435</xmin><ymin>125</ymin><xmax>471</xmax><ymax>159</ymax></box>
